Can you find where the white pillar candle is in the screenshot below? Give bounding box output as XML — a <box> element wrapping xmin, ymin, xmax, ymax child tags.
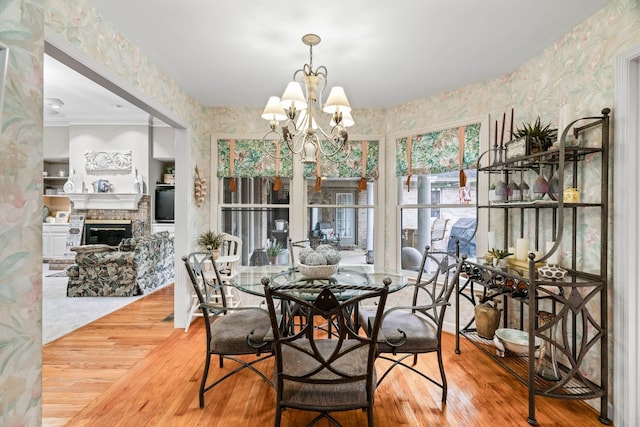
<box><xmin>487</xmin><ymin>231</ymin><xmax>496</xmax><ymax>253</ymax></box>
<box><xmin>516</xmin><ymin>238</ymin><xmax>530</xmax><ymax>261</ymax></box>
<box><xmin>546</xmin><ymin>241</ymin><xmax>559</xmax><ymax>265</ymax></box>
<box><xmin>557</xmin><ymin>102</ymin><xmax>575</xmax><ymax>143</ymax></box>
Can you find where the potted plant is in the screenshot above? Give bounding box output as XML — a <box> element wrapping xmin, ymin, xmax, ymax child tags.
<box><xmin>489</xmin><ymin>248</ymin><xmax>513</xmax><ymax>268</ymax></box>
<box><xmin>266</xmin><ymin>240</ymin><xmax>283</xmax><ymax>265</ymax></box>
<box><xmin>164</xmin><ymin>165</ymin><xmax>175</xmax><ymax>184</ymax></box>
<box><xmin>511</xmin><ymin>117</ymin><xmax>557</xmax><ymax>153</ymax></box>
<box><xmin>197</xmin><ymin>230</ymin><xmax>225</xmax><ymax>258</ymax></box>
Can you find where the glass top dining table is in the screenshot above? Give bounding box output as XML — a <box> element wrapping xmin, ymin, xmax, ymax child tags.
<box><xmin>231</xmin><ymin>264</ymin><xmax>407</xmax><ymax>299</ymax></box>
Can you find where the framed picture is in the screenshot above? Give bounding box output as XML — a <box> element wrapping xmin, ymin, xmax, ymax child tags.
<box><xmin>55</xmin><ymin>211</ymin><xmax>70</xmax><ymax>223</ymax></box>
<box><xmin>505</xmin><ymin>136</ymin><xmax>528</xmax><ymax>160</ymax></box>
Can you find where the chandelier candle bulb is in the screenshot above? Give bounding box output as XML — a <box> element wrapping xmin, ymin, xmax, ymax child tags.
<box><xmin>516</xmin><ymin>238</ymin><xmax>530</xmax><ymax>261</ymax></box>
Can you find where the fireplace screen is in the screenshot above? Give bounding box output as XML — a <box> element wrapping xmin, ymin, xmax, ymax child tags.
<box><xmin>84</xmin><ymin>221</ymin><xmax>132</xmax><ymax>246</ymax></box>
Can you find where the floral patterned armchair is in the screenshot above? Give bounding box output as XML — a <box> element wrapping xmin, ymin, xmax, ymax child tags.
<box><xmin>66</xmin><ymin>231</ymin><xmax>174</xmax><ymax>297</ymax></box>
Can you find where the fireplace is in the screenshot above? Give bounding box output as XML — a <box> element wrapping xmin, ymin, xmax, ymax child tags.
<box><xmin>84</xmin><ymin>220</ymin><xmax>132</xmax><ymax>246</ymax></box>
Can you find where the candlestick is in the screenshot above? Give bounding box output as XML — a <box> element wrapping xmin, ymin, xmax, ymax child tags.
<box><xmin>510</xmin><ymin>108</ymin><xmax>514</xmax><ymax>139</ymax></box>
<box><xmin>500</xmin><ymin>111</ymin><xmax>506</xmax><ymax>148</ymax></box>
<box><xmin>493</xmin><ymin>120</ymin><xmax>499</xmax><ymax>164</ymax></box>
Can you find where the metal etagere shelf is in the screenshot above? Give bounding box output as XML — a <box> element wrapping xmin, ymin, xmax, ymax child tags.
<box><xmin>454</xmin><ymin>108</ymin><xmax>611</xmax><ymax>425</ymax></box>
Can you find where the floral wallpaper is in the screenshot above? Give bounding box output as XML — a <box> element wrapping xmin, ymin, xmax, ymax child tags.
<box><xmin>0</xmin><ymin>0</ymin><xmax>44</xmax><ymax>425</ymax></box>
<box><xmin>1</xmin><ymin>0</ymin><xmax>639</xmax><ymax>424</ymax></box>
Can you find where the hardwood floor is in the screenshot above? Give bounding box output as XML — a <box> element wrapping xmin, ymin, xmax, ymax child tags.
<box><xmin>42</xmin><ymin>284</ymin><xmax>609</xmax><ymax>426</ymax></box>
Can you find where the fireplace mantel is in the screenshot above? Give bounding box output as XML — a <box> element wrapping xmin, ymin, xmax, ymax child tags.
<box><xmin>67</xmin><ymin>193</ymin><xmax>144</xmax><ymax>210</ymax></box>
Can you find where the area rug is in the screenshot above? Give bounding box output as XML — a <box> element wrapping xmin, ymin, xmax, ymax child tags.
<box><xmin>42</xmin><ymin>273</ymin><xmax>144</xmax><ymax>344</ymax></box>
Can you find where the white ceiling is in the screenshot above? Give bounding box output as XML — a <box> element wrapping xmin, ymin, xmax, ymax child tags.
<box><xmin>45</xmin><ymin>0</ymin><xmax>609</xmax><ymax>123</ymax></box>
<box><xmin>44</xmin><ymin>54</ymin><xmax>149</xmax><ymax>125</ymax></box>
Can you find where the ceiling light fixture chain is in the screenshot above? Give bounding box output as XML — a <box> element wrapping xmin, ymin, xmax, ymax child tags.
<box><xmin>262</xmin><ymin>33</ymin><xmax>354</xmax><ymax>165</ymax></box>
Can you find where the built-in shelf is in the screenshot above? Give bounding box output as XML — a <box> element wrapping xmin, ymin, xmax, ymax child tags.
<box><xmin>67</xmin><ymin>193</ymin><xmax>144</xmax><ymax>210</ymax></box>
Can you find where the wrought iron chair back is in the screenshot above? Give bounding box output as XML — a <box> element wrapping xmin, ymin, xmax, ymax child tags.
<box><xmin>263</xmin><ymin>278</ymin><xmax>391</xmax><ymax>427</ymax></box>
<box><xmin>183</xmin><ymin>252</ymin><xmax>273</xmax><ymax>408</ymax></box>
<box><xmin>358</xmin><ymin>245</ymin><xmax>464</xmax><ymax>404</ymax></box>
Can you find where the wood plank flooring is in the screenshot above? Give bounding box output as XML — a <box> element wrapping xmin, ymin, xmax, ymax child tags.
<box><xmin>42</xmin><ymin>284</ymin><xmax>610</xmax><ymax>426</ymax></box>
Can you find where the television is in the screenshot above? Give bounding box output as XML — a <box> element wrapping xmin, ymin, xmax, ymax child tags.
<box><xmin>155</xmin><ymin>186</ymin><xmax>175</xmax><ymax>223</ymax></box>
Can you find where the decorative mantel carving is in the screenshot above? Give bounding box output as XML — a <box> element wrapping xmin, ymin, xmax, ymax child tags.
<box><xmin>84</xmin><ymin>150</ymin><xmax>132</xmax><ymax>172</ymax></box>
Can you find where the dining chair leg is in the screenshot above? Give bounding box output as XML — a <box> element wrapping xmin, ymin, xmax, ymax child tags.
<box><xmin>274</xmin><ymin>403</ymin><xmax>282</xmax><ymax>427</ymax></box>
<box><xmin>199</xmin><ymin>354</ymin><xmax>212</xmax><ymax>408</ymax></box>
<box><xmin>437</xmin><ymin>349</ymin><xmax>447</xmax><ymax>404</ymax></box>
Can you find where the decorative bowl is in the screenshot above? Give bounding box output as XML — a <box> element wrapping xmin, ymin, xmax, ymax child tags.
<box><xmin>296</xmin><ymin>262</ymin><xmax>338</xmax><ymax>279</ymax></box>
<box><xmin>537</xmin><ymin>264</ymin><xmax>567</xmax><ymax>280</ymax></box>
<box><xmin>494</xmin><ymin>328</ymin><xmax>541</xmax><ymax>355</ymax></box>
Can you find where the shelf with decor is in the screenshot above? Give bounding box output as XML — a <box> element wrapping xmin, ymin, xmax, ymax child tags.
<box><xmin>454</xmin><ymin>108</ymin><xmax>610</xmax><ymax>425</ymax></box>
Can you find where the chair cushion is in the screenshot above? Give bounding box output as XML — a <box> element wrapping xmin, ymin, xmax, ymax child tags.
<box><xmin>359</xmin><ymin>307</ymin><xmax>438</xmax><ymax>354</ymax></box>
<box><xmin>280</xmin><ymin>339</ymin><xmax>371</xmax><ymax>409</ymax></box>
<box><xmin>209</xmin><ymin>309</ymin><xmax>271</xmax><ymax>355</ymax></box>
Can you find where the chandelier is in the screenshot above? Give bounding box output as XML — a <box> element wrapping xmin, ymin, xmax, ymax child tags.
<box><xmin>261</xmin><ymin>34</ymin><xmax>354</xmax><ymax>165</ymax></box>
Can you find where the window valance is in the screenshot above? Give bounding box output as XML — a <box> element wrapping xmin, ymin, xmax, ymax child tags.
<box><xmin>217</xmin><ymin>139</ymin><xmax>379</xmax><ymax>180</ymax></box>
<box><xmin>396</xmin><ymin>123</ymin><xmax>480</xmax><ymax>177</ymax></box>
<box><xmin>217</xmin><ymin>139</ymin><xmax>293</xmax><ymax>178</ymax></box>
<box><xmin>303</xmin><ymin>140</ymin><xmax>379</xmax><ymax>179</ymax></box>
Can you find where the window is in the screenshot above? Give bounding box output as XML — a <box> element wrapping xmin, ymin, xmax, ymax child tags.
<box><xmin>307</xmin><ymin>178</ymin><xmax>375</xmax><ymax>265</ymax></box>
<box><xmin>396</xmin><ymin>123</ymin><xmax>482</xmax><ymax>269</ymax></box>
<box><xmin>335</xmin><ymin>193</ymin><xmax>354</xmax><ymax>240</ymax></box>
<box><xmin>219</xmin><ymin>177</ymin><xmax>290</xmax><ymax>266</ymax></box>
<box><xmin>216</xmin><ymin>138</ymin><xmax>380</xmax><ymax>267</ymax></box>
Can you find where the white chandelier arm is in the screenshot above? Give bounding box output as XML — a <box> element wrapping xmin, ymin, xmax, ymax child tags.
<box><xmin>315</xmin><ymin>126</ymin><xmax>352</xmax><ymax>163</ymax></box>
<box><xmin>262</xmin><ymin>130</ymin><xmax>290</xmax><ymax>161</ymax></box>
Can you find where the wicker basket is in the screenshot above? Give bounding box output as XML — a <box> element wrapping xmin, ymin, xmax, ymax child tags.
<box><xmin>296</xmin><ymin>262</ymin><xmax>338</xmax><ymax>279</ymax></box>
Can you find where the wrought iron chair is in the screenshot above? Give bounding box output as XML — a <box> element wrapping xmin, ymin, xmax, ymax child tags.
<box><xmin>359</xmin><ymin>246</ymin><xmax>464</xmax><ymax>403</ymax></box>
<box><xmin>263</xmin><ymin>277</ymin><xmax>391</xmax><ymax>427</ymax></box>
<box><xmin>184</xmin><ymin>234</ymin><xmax>242</xmax><ymax>332</ymax></box>
<box><xmin>182</xmin><ymin>252</ymin><xmax>273</xmax><ymax>408</ymax></box>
